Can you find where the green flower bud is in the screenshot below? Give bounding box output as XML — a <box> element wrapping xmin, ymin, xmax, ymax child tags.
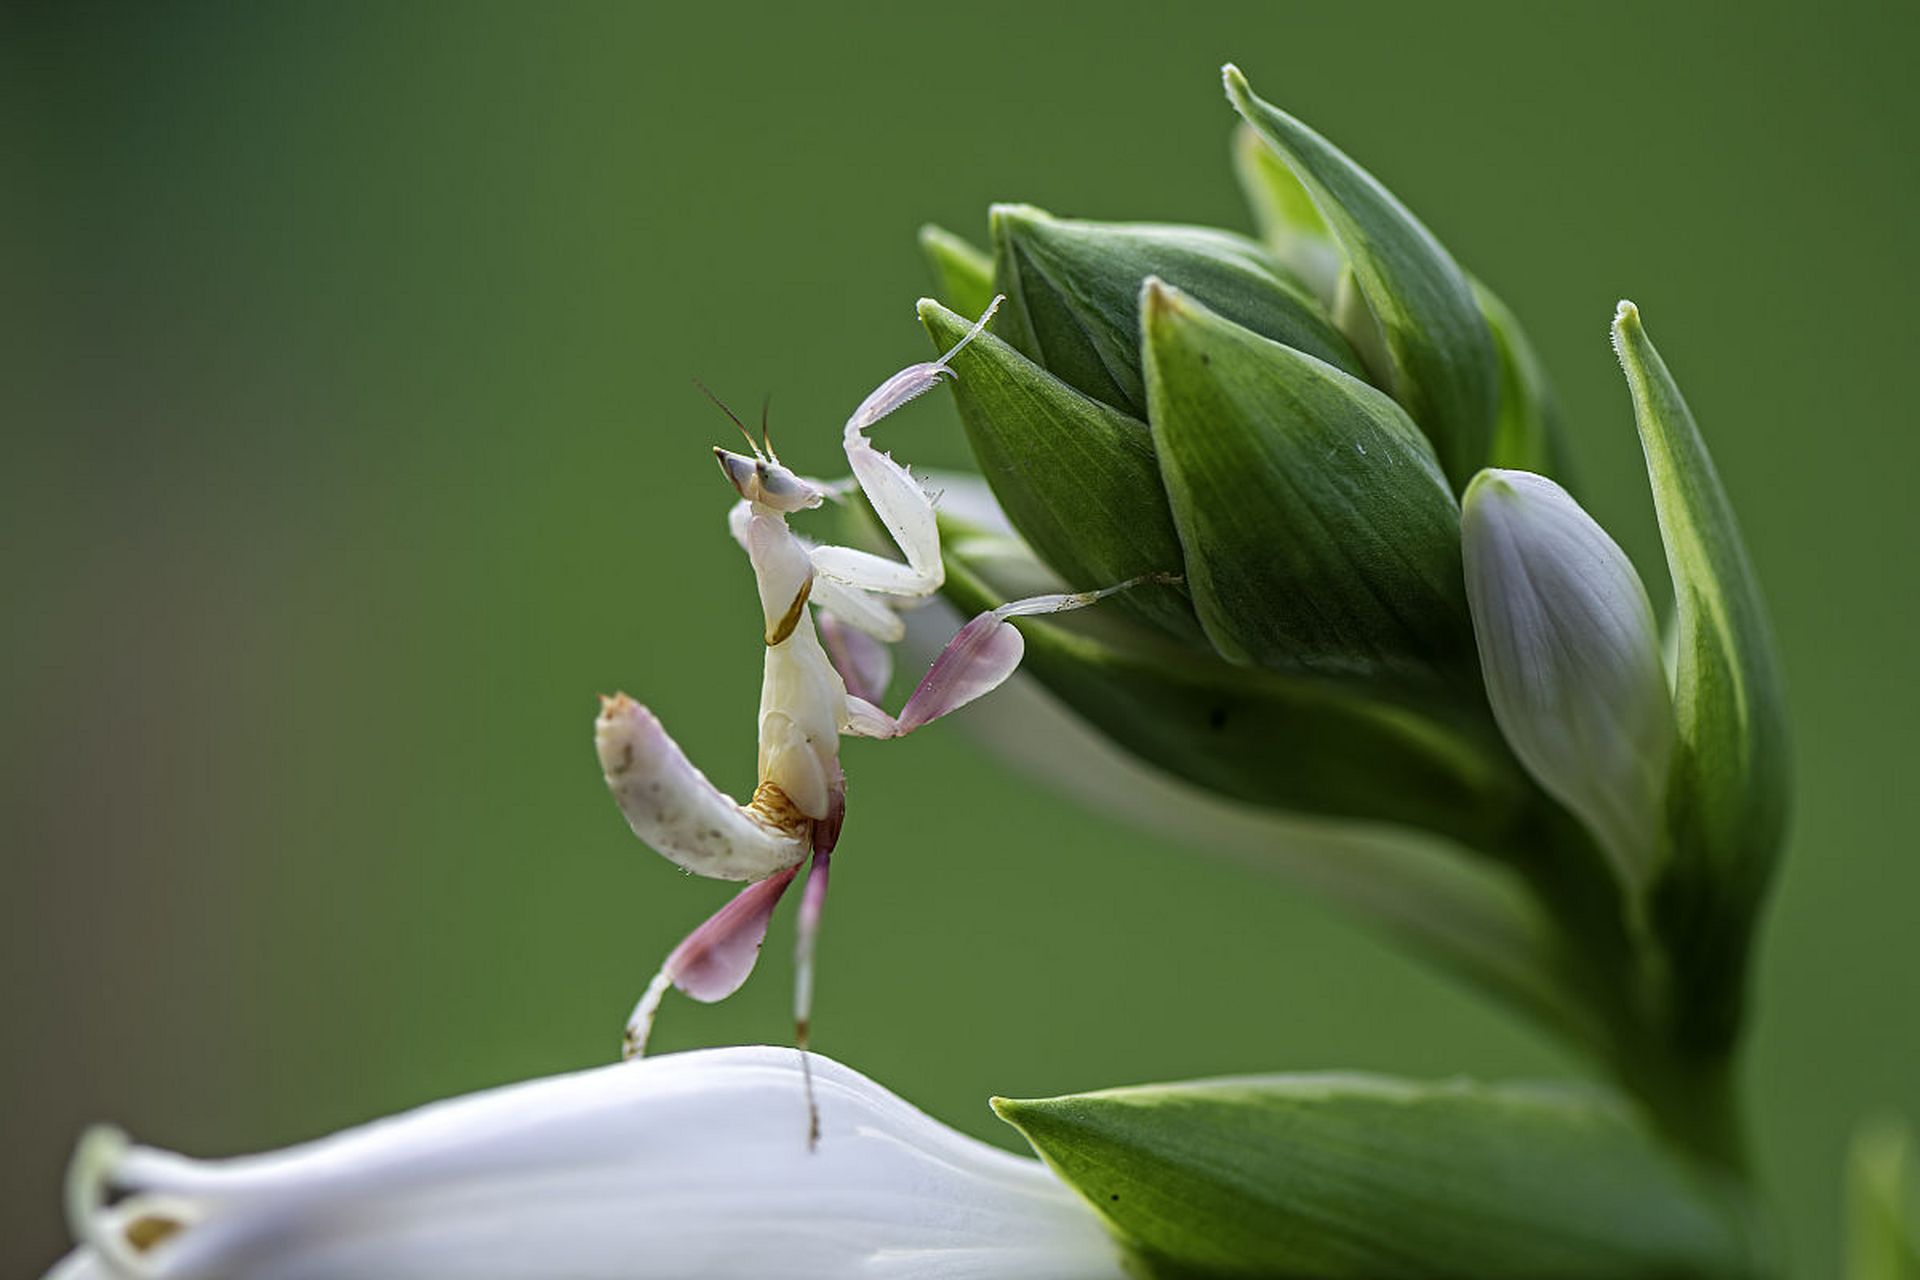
<box><xmin>1462</xmin><ymin>468</ymin><xmax>1674</xmax><ymax>886</ymax></box>
<box><xmin>996</xmin><ymin>1074</ymin><xmax>1756</xmax><ymax>1280</ymax></box>
<box><xmin>931</xmin><ymin>508</ymin><xmax>1530</xmax><ymax>855</ymax></box>
<box><xmin>1225</xmin><ymin>65</ymin><xmax>1498</xmax><ymax>490</ymax></box>
<box><xmin>906</xmin><ymin>68</ymin><xmax>1790</xmax><ymax>1132</ymax></box>
<box><xmin>989</xmin><ymin>204</ymin><xmax>1365</xmax><ymax>418</ymax></box>
<box><xmin>910</xmin><ymin>286</ymin><xmax>1519</xmax><ymax>839</ymax></box>
<box><xmin>918</xmin><ymin>297</ymin><xmax>1199</xmax><ymax>639</ymax></box>
<box><xmin>1142</xmin><ymin>279</ymin><xmax>1473</xmax><ymax>679</ymax></box>
<box><xmin>1231</xmin><ymin>120</ymin><xmax>1342</xmax><ymax>304</ymax></box>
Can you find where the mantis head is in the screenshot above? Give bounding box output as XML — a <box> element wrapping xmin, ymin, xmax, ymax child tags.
<box><xmin>714</xmin><ymin>447</ymin><xmax>824</xmax><ymax>512</ymax></box>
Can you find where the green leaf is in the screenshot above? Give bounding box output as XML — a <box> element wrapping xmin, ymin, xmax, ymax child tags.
<box><xmin>1475</xmin><ymin>278</ymin><xmax>1573</xmax><ymax>479</ymax></box>
<box><xmin>996</xmin><ymin>1074</ymin><xmax>1756</xmax><ymax>1280</ymax></box>
<box><xmin>917</xmin><ymin>223</ymin><xmax>996</xmax><ymax>318</ymax></box>
<box><xmin>1612</xmin><ymin>301</ymin><xmax>1789</xmax><ymax>1053</ymax></box>
<box><xmin>1141</xmin><ymin>279</ymin><xmax>1473</xmax><ymax>680</ymax></box>
<box><xmin>1224</xmin><ymin>65</ymin><xmax>1497</xmax><ymax>491</ymax></box>
<box><xmin>918</xmin><ymin>297</ymin><xmax>1199</xmax><ymax>638</ymax></box>
<box><xmin>1231</xmin><ymin>121</ymin><xmax>1342</xmax><ymax>304</ymax></box>
<box><xmin>1849</xmin><ymin>1117</ymin><xmax>1920</xmax><ymax>1280</ymax></box>
<box><xmin>989</xmin><ymin>203</ymin><xmax>1365</xmax><ymax>419</ymax></box>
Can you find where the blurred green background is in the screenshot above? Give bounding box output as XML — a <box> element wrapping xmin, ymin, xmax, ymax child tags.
<box><xmin>4</xmin><ymin>3</ymin><xmax>1914</xmax><ymax>1274</ymax></box>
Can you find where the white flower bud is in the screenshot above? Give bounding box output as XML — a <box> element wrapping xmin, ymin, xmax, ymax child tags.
<box><xmin>1462</xmin><ymin>469</ymin><xmax>1675</xmax><ymax>884</ymax></box>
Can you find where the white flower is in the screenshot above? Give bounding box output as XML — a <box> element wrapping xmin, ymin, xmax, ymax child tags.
<box><xmin>1461</xmin><ymin>468</ymin><xmax>1676</xmax><ymax>884</ymax></box>
<box><xmin>50</xmin><ymin>1046</ymin><xmax>1124</xmax><ymax>1280</ymax></box>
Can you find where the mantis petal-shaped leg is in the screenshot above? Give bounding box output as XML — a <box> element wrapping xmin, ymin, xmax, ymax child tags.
<box><xmin>810</xmin><ymin>296</ymin><xmax>1004</xmax><ymax>602</ymax></box>
<box><xmin>596</xmin><ymin>694</ymin><xmax>811</xmax><ymax>881</ymax></box>
<box><xmin>817</xmin><ymin>610</ymin><xmax>894</xmax><ymax>703</ymax></box>
<box><xmin>622</xmin><ymin>864</ymin><xmax>802</xmax><ymax>1060</ymax></box>
<box><xmin>845</xmin><ymin>579</ymin><xmax>1165</xmax><ymax>740</ymax></box>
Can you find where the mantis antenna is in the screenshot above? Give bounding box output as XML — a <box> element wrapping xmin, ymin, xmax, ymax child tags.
<box><xmin>693</xmin><ymin>377</ymin><xmax>766</xmax><ymax>461</ymax></box>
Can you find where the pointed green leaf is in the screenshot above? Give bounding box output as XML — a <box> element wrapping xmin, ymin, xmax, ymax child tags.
<box><xmin>1612</xmin><ymin>302</ymin><xmax>1789</xmax><ymax>1050</ymax></box>
<box><xmin>1612</xmin><ymin>300</ymin><xmax>1789</xmax><ymax>873</ymax></box>
<box><xmin>996</xmin><ymin>1074</ymin><xmax>1756</xmax><ymax>1280</ymax></box>
<box><xmin>1476</xmin><ymin>278</ymin><xmax>1573</xmax><ymax>478</ymax></box>
<box><xmin>1224</xmin><ymin>65</ymin><xmax>1497</xmax><ymax>490</ymax></box>
<box><xmin>1231</xmin><ymin>120</ymin><xmax>1342</xmax><ymax>304</ymax></box>
<box><xmin>1142</xmin><ymin>279</ymin><xmax>1473</xmax><ymax>679</ymax></box>
<box><xmin>1849</xmin><ymin>1117</ymin><xmax>1920</xmax><ymax>1280</ymax></box>
<box><xmin>919</xmin><ymin>297</ymin><xmax>1198</xmax><ymax>638</ymax></box>
<box><xmin>990</xmin><ymin>203</ymin><xmax>1365</xmax><ymax>418</ymax></box>
<box><xmin>917</xmin><ymin>223</ymin><xmax>997</xmax><ymax>318</ymax></box>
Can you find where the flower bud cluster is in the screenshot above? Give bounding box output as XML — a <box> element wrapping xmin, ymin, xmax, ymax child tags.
<box><xmin>916</xmin><ymin>65</ymin><xmax>1788</xmax><ymax>1077</ymax></box>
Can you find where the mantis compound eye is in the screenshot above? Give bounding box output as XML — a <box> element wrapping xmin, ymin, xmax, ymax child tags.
<box><xmin>754</xmin><ymin>461</ymin><xmax>823</xmax><ymax>510</ymax></box>
<box><xmin>713</xmin><ymin>447</ymin><xmax>822</xmax><ymax>511</ymax></box>
<box><xmin>714</xmin><ymin>447</ymin><xmax>760</xmax><ymax>496</ymax></box>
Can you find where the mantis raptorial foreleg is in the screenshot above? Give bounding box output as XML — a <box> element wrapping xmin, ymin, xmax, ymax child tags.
<box><xmin>806</xmin><ymin>297</ymin><xmax>1002</xmax><ymax>602</ymax></box>
<box><xmin>815</xmin><ymin>611</ymin><xmax>893</xmax><ymax>702</ymax></box>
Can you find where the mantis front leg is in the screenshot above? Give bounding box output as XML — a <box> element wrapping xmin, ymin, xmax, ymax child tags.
<box><xmin>807</xmin><ymin>296</ymin><xmax>1003</xmax><ymax>604</ymax></box>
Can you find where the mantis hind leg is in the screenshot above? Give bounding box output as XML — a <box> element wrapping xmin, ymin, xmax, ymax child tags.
<box><xmin>792</xmin><ymin>847</ymin><xmax>833</xmax><ymax>1147</ymax></box>
<box><xmin>792</xmin><ymin>776</ymin><xmax>843</xmax><ymax>1146</ymax></box>
<box><xmin>622</xmin><ymin>864</ymin><xmax>802</xmax><ymax>1060</ymax></box>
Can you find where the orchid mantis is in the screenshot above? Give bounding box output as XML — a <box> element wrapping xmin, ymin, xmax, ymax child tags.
<box><xmin>594</xmin><ymin>297</ymin><xmax>1155</xmax><ymax>1093</ymax></box>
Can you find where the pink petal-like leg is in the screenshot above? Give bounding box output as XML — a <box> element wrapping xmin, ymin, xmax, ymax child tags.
<box><xmin>623</xmin><ymin>865</ymin><xmax>800</xmax><ymax>1060</ymax></box>
<box><xmin>847</xmin><ymin>577</ymin><xmax>1168</xmax><ymax>739</ymax></box>
<box><xmin>818</xmin><ymin>610</ymin><xmax>893</xmax><ymax>704</ymax></box>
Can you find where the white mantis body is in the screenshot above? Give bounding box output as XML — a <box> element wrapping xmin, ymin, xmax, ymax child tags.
<box><xmin>595</xmin><ymin>298</ymin><xmax>1153</xmax><ymax>1114</ymax></box>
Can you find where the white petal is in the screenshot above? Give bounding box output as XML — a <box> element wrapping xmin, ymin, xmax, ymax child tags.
<box><xmin>62</xmin><ymin>1047</ymin><xmax>1122</xmax><ymax>1280</ymax></box>
<box><xmin>1462</xmin><ymin>468</ymin><xmax>1675</xmax><ymax>883</ymax></box>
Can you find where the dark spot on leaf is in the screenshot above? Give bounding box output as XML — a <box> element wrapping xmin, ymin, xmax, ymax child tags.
<box><xmin>1109</xmin><ymin>1192</ymin><xmax>1121</xmax><ymax>1202</ymax></box>
<box><xmin>1208</xmin><ymin>705</ymin><xmax>1229</xmax><ymax>730</ymax></box>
